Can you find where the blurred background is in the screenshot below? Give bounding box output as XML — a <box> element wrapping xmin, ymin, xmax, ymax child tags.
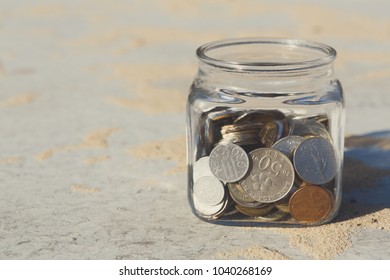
<box><xmin>0</xmin><ymin>0</ymin><xmax>389</xmax><ymax>259</ymax></box>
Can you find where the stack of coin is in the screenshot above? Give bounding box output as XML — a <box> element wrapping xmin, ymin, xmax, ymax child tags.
<box><xmin>218</xmin><ymin>122</ymin><xmax>264</xmax><ymax>146</ymax></box>
<box><xmin>215</xmin><ymin>111</ymin><xmax>290</xmax><ymax>150</ymax></box>
<box><xmin>192</xmin><ymin>111</ymin><xmax>337</xmax><ymax>224</ymax></box>
<box><xmin>192</xmin><ymin>156</ymin><xmax>229</xmax><ymax>218</ymax></box>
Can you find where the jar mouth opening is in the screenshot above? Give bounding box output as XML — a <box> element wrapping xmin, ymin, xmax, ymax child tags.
<box><xmin>196</xmin><ymin>38</ymin><xmax>336</xmax><ymax>72</ymax></box>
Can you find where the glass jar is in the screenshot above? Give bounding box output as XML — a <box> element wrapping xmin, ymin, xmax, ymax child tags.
<box><xmin>186</xmin><ymin>38</ymin><xmax>345</xmax><ymax>226</ymax></box>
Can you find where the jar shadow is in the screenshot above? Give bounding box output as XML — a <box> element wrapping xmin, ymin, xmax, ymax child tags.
<box><xmin>336</xmin><ymin>130</ymin><xmax>390</xmax><ymax>222</ymax></box>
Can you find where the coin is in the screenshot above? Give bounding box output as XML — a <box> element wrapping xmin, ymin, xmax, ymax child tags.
<box><xmin>235</xmin><ymin>203</ymin><xmax>275</xmax><ymax>217</ymax></box>
<box><xmin>258</xmin><ymin>122</ymin><xmax>278</xmax><ymax>147</ymax></box>
<box><xmin>221</xmin><ymin>123</ymin><xmax>263</xmax><ymax>134</ymax></box>
<box><xmin>193</xmin><ymin>156</ymin><xmax>214</xmax><ymax>182</ymax></box>
<box><xmin>289</xmin><ymin>185</ymin><xmax>334</xmax><ymax>223</ymax></box>
<box><xmin>291</xmin><ymin>118</ymin><xmax>331</xmax><ymax>142</ymax></box>
<box><xmin>193</xmin><ymin>193</ymin><xmax>228</xmax><ymax>218</ymax></box>
<box><xmin>193</xmin><ymin>176</ymin><xmax>225</xmax><ymax>206</ymax></box>
<box><xmin>209</xmin><ymin>143</ymin><xmax>250</xmax><ymax>182</ymax></box>
<box><xmin>239</xmin><ymin>148</ymin><xmax>295</xmax><ymax>203</ymax></box>
<box><xmin>227</xmin><ymin>182</ymin><xmax>264</xmax><ymax>208</ymax></box>
<box><xmin>293</xmin><ymin>137</ymin><xmax>337</xmax><ymax>185</ymax></box>
<box><xmin>220</xmin><ymin>131</ymin><xmax>259</xmax><ymax>146</ymax></box>
<box><xmin>255</xmin><ymin>209</ymin><xmax>288</xmax><ymax>222</ymax></box>
<box><xmin>258</xmin><ymin>120</ymin><xmax>288</xmax><ymax>147</ymax></box>
<box><xmin>222</xmin><ymin>201</ymin><xmax>240</xmax><ymax>216</ymax></box>
<box><xmin>219</xmin><ymin>119</ymin><xmax>264</xmax><ymax>147</ymax></box>
<box><xmin>205</xmin><ymin>110</ymin><xmax>239</xmax><ymax>153</ymax></box>
<box><xmin>274</xmin><ymin>196</ymin><xmax>291</xmax><ymax>213</ymax></box>
<box><xmin>272</xmin><ymin>135</ymin><xmax>305</xmax><ymax>158</ymax></box>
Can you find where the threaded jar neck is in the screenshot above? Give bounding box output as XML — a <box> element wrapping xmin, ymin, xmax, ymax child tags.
<box><xmin>195</xmin><ymin>38</ymin><xmax>337</xmax><ymax>93</ymax></box>
<box><xmin>197</xmin><ymin>38</ymin><xmax>336</xmax><ymax>74</ymax></box>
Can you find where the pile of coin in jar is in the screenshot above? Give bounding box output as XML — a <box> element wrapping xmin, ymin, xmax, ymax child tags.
<box><xmin>191</xmin><ymin>111</ymin><xmax>338</xmax><ymax>224</ymax></box>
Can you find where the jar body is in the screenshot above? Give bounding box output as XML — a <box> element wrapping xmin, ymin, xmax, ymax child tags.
<box><xmin>186</xmin><ymin>39</ymin><xmax>345</xmax><ymax>226</ymax></box>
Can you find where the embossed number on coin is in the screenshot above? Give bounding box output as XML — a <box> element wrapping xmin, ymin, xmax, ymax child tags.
<box><xmin>240</xmin><ymin>148</ymin><xmax>294</xmax><ymax>203</ymax></box>
<box><xmin>209</xmin><ymin>143</ymin><xmax>249</xmax><ymax>182</ymax></box>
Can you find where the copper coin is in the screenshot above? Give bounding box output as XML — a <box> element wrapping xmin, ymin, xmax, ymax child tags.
<box><xmin>289</xmin><ymin>185</ymin><xmax>334</xmax><ymax>223</ymax></box>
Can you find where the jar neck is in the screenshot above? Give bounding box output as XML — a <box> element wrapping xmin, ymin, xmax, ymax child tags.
<box><xmin>197</xmin><ymin>61</ymin><xmax>335</xmax><ymax>94</ymax></box>
<box><xmin>195</xmin><ymin>38</ymin><xmax>337</xmax><ymax>94</ymax></box>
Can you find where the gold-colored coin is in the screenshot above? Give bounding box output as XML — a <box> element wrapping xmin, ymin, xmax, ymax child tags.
<box><xmin>227</xmin><ymin>182</ymin><xmax>263</xmax><ymax>208</ymax></box>
<box><xmin>258</xmin><ymin>122</ymin><xmax>278</xmax><ymax>147</ymax></box>
<box><xmin>299</xmin><ymin>180</ymin><xmax>309</xmax><ymax>188</ymax></box>
<box><xmin>289</xmin><ymin>185</ymin><xmax>334</xmax><ymax>223</ymax></box>
<box><xmin>274</xmin><ymin>183</ymin><xmax>298</xmax><ymax>213</ymax></box>
<box><xmin>220</xmin><ymin>130</ymin><xmax>260</xmax><ymax>146</ymax></box>
<box><xmin>221</xmin><ymin>123</ymin><xmax>263</xmax><ymax>134</ymax></box>
<box><xmin>235</xmin><ymin>203</ymin><xmax>275</xmax><ymax>217</ymax></box>
<box><xmin>255</xmin><ymin>209</ymin><xmax>288</xmax><ymax>221</ymax></box>
<box><xmin>274</xmin><ymin>196</ymin><xmax>290</xmax><ymax>213</ymax></box>
<box><xmin>258</xmin><ymin>119</ymin><xmax>290</xmax><ymax>147</ymax></box>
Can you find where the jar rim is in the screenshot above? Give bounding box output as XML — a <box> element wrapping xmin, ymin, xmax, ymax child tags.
<box><xmin>196</xmin><ymin>38</ymin><xmax>337</xmax><ymax>72</ymax></box>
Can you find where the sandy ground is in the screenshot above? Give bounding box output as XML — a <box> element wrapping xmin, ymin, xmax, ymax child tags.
<box><xmin>0</xmin><ymin>0</ymin><xmax>389</xmax><ymax>259</ymax></box>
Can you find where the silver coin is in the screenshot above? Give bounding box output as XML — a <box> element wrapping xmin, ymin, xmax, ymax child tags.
<box><xmin>209</xmin><ymin>143</ymin><xmax>250</xmax><ymax>182</ymax></box>
<box><xmin>193</xmin><ymin>176</ymin><xmax>225</xmax><ymax>206</ymax></box>
<box><xmin>193</xmin><ymin>156</ymin><xmax>214</xmax><ymax>182</ymax></box>
<box><xmin>193</xmin><ymin>193</ymin><xmax>228</xmax><ymax>218</ymax></box>
<box><xmin>272</xmin><ymin>135</ymin><xmax>305</xmax><ymax>158</ymax></box>
<box><xmin>239</xmin><ymin>148</ymin><xmax>295</xmax><ymax>203</ymax></box>
<box><xmin>291</xmin><ymin>118</ymin><xmax>331</xmax><ymax>141</ymax></box>
<box><xmin>293</xmin><ymin>137</ymin><xmax>337</xmax><ymax>185</ymax></box>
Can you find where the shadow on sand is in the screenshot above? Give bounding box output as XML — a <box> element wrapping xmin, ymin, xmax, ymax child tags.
<box><xmin>336</xmin><ymin>130</ymin><xmax>390</xmax><ymax>222</ymax></box>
